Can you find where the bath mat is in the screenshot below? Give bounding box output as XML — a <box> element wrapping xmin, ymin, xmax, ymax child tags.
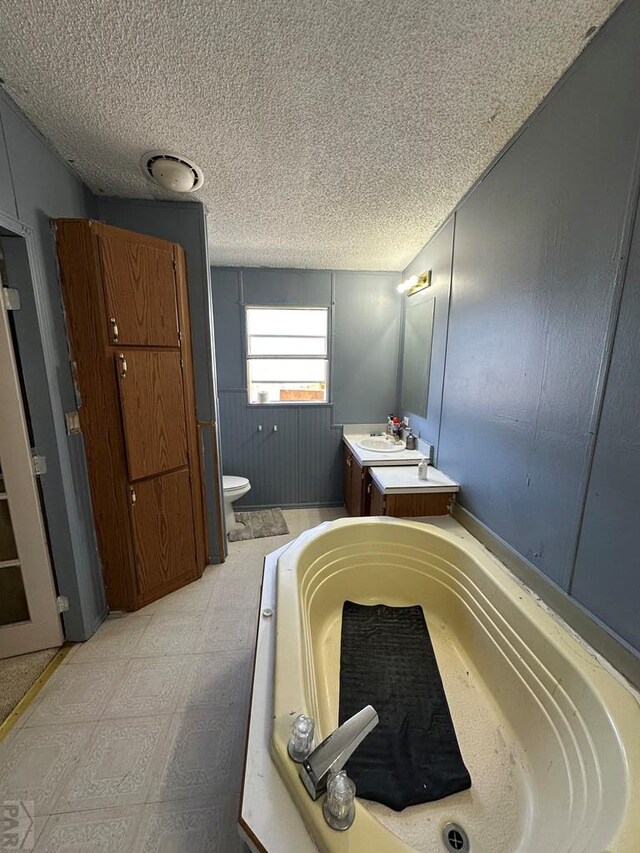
<box><xmin>227</xmin><ymin>507</ymin><xmax>289</xmax><ymax>541</ymax></box>
<box><xmin>339</xmin><ymin>601</ymin><xmax>471</xmax><ymax>811</ymax></box>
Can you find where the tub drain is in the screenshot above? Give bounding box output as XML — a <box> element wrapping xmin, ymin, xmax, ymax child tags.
<box><xmin>442</xmin><ymin>822</ymin><xmax>470</xmax><ymax>852</ymax></box>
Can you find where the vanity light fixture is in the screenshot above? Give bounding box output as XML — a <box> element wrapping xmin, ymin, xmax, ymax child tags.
<box><xmin>397</xmin><ymin>270</ymin><xmax>432</xmax><ymax>295</ymax></box>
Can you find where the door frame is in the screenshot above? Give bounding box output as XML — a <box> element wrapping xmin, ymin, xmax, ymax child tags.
<box><xmin>0</xmin><ymin>209</ymin><xmax>106</xmax><ymax>643</ymax></box>
<box><xmin>0</xmin><ymin>261</ymin><xmax>63</xmax><ymax>655</ymax></box>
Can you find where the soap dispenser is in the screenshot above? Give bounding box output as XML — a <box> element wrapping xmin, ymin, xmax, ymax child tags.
<box><xmin>417</xmin><ymin>458</ymin><xmax>429</xmax><ymax>480</ymax></box>
<box><xmin>405</xmin><ymin>429</ymin><xmax>416</xmax><ymax>450</ymax></box>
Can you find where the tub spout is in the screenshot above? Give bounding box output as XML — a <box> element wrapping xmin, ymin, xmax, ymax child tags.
<box><xmin>299</xmin><ymin>705</ymin><xmax>379</xmax><ymax>800</ymax></box>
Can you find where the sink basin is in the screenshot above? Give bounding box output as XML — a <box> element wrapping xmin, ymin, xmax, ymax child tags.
<box><xmin>356</xmin><ymin>437</ymin><xmax>406</xmax><ymax>453</ymax></box>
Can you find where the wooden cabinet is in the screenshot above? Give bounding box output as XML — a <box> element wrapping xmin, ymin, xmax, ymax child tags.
<box><xmin>343</xmin><ymin>444</ymin><xmax>369</xmax><ymax>516</ymax></box>
<box><xmin>55</xmin><ymin>220</ymin><xmax>206</xmax><ymax>611</ymax></box>
<box><xmin>369</xmin><ymin>481</ymin><xmax>453</xmax><ymax>517</ymax></box>
<box><xmin>369</xmin><ymin>481</ymin><xmax>386</xmax><ymax>516</ymax></box>
<box><xmin>116</xmin><ymin>349</ymin><xmax>188</xmax><ymax>480</ymax></box>
<box><xmin>99</xmin><ymin>231</ymin><xmax>179</xmax><ymax>346</ymax></box>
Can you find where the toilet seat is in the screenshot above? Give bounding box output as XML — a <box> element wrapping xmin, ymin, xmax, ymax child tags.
<box><xmin>223</xmin><ymin>475</ymin><xmax>250</xmax><ymax>496</ymax></box>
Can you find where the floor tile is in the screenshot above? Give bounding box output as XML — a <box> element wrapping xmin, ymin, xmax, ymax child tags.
<box><xmin>53</xmin><ymin>715</ymin><xmax>172</xmax><ymax>813</ymax></box>
<box><xmin>34</xmin><ymin>805</ymin><xmax>142</xmax><ymax>852</ymax></box>
<box><xmin>200</xmin><ymin>563</ymin><xmax>224</xmax><ymax>583</ymax></box>
<box><xmin>102</xmin><ymin>657</ymin><xmax>191</xmax><ymax>719</ymax></box>
<box><xmin>0</xmin><ymin>722</ymin><xmax>95</xmax><ymax>816</ymax></box>
<box><xmin>177</xmin><ymin>650</ymin><xmax>253</xmax><ymax>712</ymax></box>
<box><xmin>209</xmin><ymin>569</ymin><xmax>262</xmax><ymax>612</ymax></box>
<box><xmin>134</xmin><ymin>614</ymin><xmax>207</xmax><ymax>657</ymax></box>
<box><xmin>1</xmin><ymin>506</ymin><xmax>344</xmax><ymax>850</ymax></box>
<box><xmin>67</xmin><ymin>615</ymin><xmax>152</xmax><ymax>664</ymax></box>
<box><xmin>134</xmin><ymin>795</ymin><xmax>243</xmax><ymax>852</ymax></box>
<box><xmin>25</xmin><ymin>660</ymin><xmax>126</xmax><ymax>727</ymax></box>
<box><xmin>136</xmin><ymin>577</ymin><xmax>215</xmax><ymax>617</ymax></box>
<box><xmin>199</xmin><ymin>605</ymin><xmax>259</xmax><ymax>653</ymax></box>
<box><xmin>149</xmin><ymin>707</ymin><xmax>245</xmax><ymax>803</ymax></box>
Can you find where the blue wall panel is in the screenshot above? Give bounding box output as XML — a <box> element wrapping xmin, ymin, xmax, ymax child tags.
<box><xmin>210</xmin><ymin>268</ymin><xmax>244</xmax><ymax>390</ymax></box>
<box><xmin>297</xmin><ymin>406</ymin><xmax>343</xmax><ymax>505</ymax></box>
<box><xmin>435</xmin><ymin>0</ymin><xmax>640</xmax><ymax>589</ymax></box>
<box><xmin>218</xmin><ymin>390</ymin><xmax>303</xmax><ymax>507</ymax></box>
<box><xmin>570</xmin><ymin>207</ymin><xmax>640</xmax><ymax>652</ymax></box>
<box><xmin>243</xmin><ymin>268</ymin><xmax>332</xmax><ymax>307</ymax></box>
<box><xmin>0</xmin><ymin>113</ymin><xmax>17</xmax><ymax>218</ymax></box>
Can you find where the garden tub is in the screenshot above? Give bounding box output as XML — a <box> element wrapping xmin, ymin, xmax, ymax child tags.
<box><xmin>271</xmin><ymin>517</ymin><xmax>640</xmax><ymax>852</ymax></box>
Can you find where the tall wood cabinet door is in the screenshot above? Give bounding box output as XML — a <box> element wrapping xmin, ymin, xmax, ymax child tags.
<box><xmin>98</xmin><ymin>233</ymin><xmax>179</xmax><ymax>346</ymax></box>
<box><xmin>130</xmin><ymin>469</ymin><xmax>198</xmax><ymax>602</ymax></box>
<box><xmin>116</xmin><ymin>350</ymin><xmax>188</xmax><ymax>480</ymax></box>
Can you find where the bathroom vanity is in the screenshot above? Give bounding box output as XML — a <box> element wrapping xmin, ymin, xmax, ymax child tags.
<box><xmin>368</xmin><ymin>465</ymin><xmax>459</xmax><ymax>517</ymax></box>
<box><xmin>342</xmin><ymin>434</ymin><xmax>457</xmax><ymax>516</ymax></box>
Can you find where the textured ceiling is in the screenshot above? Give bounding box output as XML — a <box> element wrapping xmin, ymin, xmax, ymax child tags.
<box><xmin>0</xmin><ymin>0</ymin><xmax>620</xmax><ymax>270</ymax></box>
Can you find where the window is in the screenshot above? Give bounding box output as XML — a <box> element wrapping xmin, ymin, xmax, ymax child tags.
<box><xmin>246</xmin><ymin>307</ymin><xmax>329</xmax><ymax>404</ymax></box>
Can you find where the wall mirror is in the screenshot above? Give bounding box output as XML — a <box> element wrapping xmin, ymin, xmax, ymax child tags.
<box><xmin>401</xmin><ymin>296</ymin><xmax>435</xmax><ymax>417</ymax></box>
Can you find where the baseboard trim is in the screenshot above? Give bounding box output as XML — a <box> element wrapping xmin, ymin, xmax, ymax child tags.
<box><xmin>0</xmin><ymin>643</ymin><xmax>75</xmax><ymax>741</ymax></box>
<box><xmin>239</xmin><ymin>501</ymin><xmax>344</xmax><ymax>511</ymax></box>
<box><xmin>452</xmin><ymin>503</ymin><xmax>640</xmax><ymax>691</ymax></box>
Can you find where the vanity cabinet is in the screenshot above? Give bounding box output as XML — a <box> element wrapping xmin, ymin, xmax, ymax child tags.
<box><xmin>343</xmin><ymin>445</ymin><xmax>369</xmax><ymax>516</ymax></box>
<box><xmin>369</xmin><ymin>480</ymin><xmax>453</xmax><ymax>517</ymax></box>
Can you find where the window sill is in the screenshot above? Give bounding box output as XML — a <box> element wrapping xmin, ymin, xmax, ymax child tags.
<box><xmin>246</xmin><ymin>401</ymin><xmax>333</xmax><ymax>408</ymax></box>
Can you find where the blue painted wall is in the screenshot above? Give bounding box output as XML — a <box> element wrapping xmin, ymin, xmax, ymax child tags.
<box><xmin>211</xmin><ymin>267</ymin><xmax>401</xmax><ymax>507</ymax></box>
<box><xmin>0</xmin><ymin>91</ymin><xmax>105</xmax><ymax>641</ymax></box>
<box><xmin>400</xmin><ymin>0</ymin><xmax>640</xmax><ymax>659</ymax></box>
<box><xmin>571</xmin><ymin>204</ymin><xmax>640</xmax><ymax>653</ymax></box>
<box><xmin>95</xmin><ymin>197</ymin><xmax>224</xmax><ymax>563</ymax></box>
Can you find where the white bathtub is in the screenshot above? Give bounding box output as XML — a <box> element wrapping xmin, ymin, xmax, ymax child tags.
<box><xmin>271</xmin><ymin>517</ymin><xmax>640</xmax><ymax>853</ymax></box>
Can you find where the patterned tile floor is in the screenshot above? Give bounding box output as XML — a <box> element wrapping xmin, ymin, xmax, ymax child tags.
<box><xmin>0</xmin><ymin>507</ymin><xmax>347</xmax><ymax>852</ymax></box>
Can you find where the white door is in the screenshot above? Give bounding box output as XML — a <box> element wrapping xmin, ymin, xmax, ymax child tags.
<box><xmin>0</xmin><ymin>271</ymin><xmax>63</xmax><ymax>657</ymax></box>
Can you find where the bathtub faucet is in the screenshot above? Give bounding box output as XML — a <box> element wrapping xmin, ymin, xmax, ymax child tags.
<box><xmin>299</xmin><ymin>705</ymin><xmax>379</xmax><ymax>800</ymax></box>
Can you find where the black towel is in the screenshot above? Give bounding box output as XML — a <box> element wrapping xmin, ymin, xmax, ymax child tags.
<box><xmin>339</xmin><ymin>601</ymin><xmax>471</xmax><ymax>811</ymax></box>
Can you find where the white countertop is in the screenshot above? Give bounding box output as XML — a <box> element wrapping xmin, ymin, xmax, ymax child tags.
<box><xmin>369</xmin><ymin>464</ymin><xmax>459</xmax><ymax>494</ymax></box>
<box><xmin>342</xmin><ymin>433</ymin><xmax>426</xmax><ymax>466</ymax></box>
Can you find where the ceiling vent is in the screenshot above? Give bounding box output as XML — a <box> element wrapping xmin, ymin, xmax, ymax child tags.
<box><xmin>141</xmin><ymin>151</ymin><xmax>204</xmax><ymax>192</ymax></box>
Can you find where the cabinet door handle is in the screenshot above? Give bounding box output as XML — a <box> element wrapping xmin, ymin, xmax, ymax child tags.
<box><xmin>346</xmin><ymin>456</ymin><xmax>351</xmax><ymax>467</ymax></box>
<box><xmin>118</xmin><ymin>353</ymin><xmax>127</xmax><ymax>379</ymax></box>
<box><xmin>367</xmin><ymin>483</ymin><xmax>371</xmax><ymax>494</ymax></box>
<box><xmin>109</xmin><ymin>317</ymin><xmax>119</xmax><ymax>343</ymax></box>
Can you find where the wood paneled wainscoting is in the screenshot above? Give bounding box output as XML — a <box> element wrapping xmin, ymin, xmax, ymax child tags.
<box><xmin>55</xmin><ymin>220</ymin><xmax>207</xmax><ymax>611</ymax></box>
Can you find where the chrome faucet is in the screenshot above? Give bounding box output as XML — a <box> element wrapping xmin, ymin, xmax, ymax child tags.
<box><xmin>299</xmin><ymin>705</ymin><xmax>379</xmax><ymax>800</ymax></box>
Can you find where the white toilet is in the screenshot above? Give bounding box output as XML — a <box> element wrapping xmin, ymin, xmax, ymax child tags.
<box><xmin>222</xmin><ymin>475</ymin><xmax>251</xmax><ymax>534</ymax></box>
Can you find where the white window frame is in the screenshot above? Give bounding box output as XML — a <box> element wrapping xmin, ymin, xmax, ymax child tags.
<box><xmin>245</xmin><ymin>305</ymin><xmax>330</xmax><ymax>406</ymax></box>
